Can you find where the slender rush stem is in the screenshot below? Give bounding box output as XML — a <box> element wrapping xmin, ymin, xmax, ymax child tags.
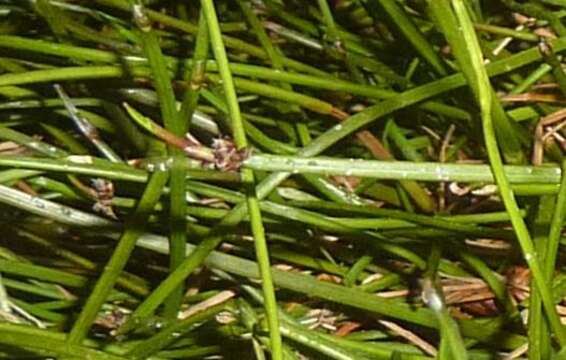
<box><xmin>201</xmin><ymin>1</ymin><xmax>283</xmax><ymax>359</ymax></box>
<box><xmin>545</xmin><ymin>160</ymin><xmax>566</xmax><ymax>278</ymax></box>
<box><xmin>364</xmin><ymin>0</ymin><xmax>447</xmax><ymax>76</ymax></box>
<box><xmin>450</xmin><ymin>0</ymin><xmax>566</xmax><ymax>345</ymax></box>
<box><xmin>66</xmin><ymin>172</ymin><xmax>168</xmax><ymax>344</ymax></box>
<box><xmin>179</xmin><ymin>9</ymin><xmax>209</xmax><ymax>128</ymax></box>
<box><xmin>0</xmin><ymin>323</ymin><xmax>126</xmax><ymax>360</ymax></box>
<box><xmin>131</xmin><ymin>0</ymin><xmax>187</xmax><ymax>317</ymax></box>
<box><xmin>243</xmin><ymin>154</ymin><xmax>561</xmax><ymax>184</ymax></box>
<box><xmin>128</xmin><ymin>301</ymin><xmax>229</xmax><ymax>359</ymax></box>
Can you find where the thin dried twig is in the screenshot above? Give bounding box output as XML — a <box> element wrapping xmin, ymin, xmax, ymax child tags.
<box><xmin>379</xmin><ymin>319</ymin><xmax>437</xmax><ymax>356</ymax></box>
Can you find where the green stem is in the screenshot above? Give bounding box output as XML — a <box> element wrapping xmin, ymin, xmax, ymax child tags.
<box><xmin>133</xmin><ymin>3</ymin><xmax>187</xmax><ymax>316</ymax></box>
<box><xmin>179</xmin><ymin>9</ymin><xmax>209</xmax><ymax>128</ymax></box>
<box><xmin>130</xmin><ymin>2</ymin><xmax>187</xmax><ymax>316</ymax></box>
<box><xmin>243</xmin><ymin>154</ymin><xmax>561</xmax><ymax>184</ymax></box>
<box><xmin>546</xmin><ymin>160</ymin><xmax>566</xmax><ymax>278</ymax></box>
<box><xmin>201</xmin><ymin>1</ymin><xmax>283</xmax><ymax>359</ymax></box>
<box><xmin>66</xmin><ymin>171</ymin><xmax>168</xmax><ymax>344</ymax></box>
<box><xmin>0</xmin><ymin>260</ymin><xmax>87</xmax><ymax>288</ymax></box>
<box><xmin>128</xmin><ymin>301</ymin><xmax>228</xmax><ymax>359</ymax></box>
<box><xmin>450</xmin><ymin>0</ymin><xmax>566</xmax><ymax>345</ymax></box>
<box><xmin>364</xmin><ymin>0</ymin><xmax>447</xmax><ymax>76</ymax></box>
<box><xmin>0</xmin><ymin>323</ymin><xmax>127</xmax><ymax>360</ymax></box>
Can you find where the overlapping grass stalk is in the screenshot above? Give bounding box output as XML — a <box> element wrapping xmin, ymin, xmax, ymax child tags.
<box><xmin>0</xmin><ymin>1</ymin><xmax>565</xmax><ymax>359</ymax></box>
